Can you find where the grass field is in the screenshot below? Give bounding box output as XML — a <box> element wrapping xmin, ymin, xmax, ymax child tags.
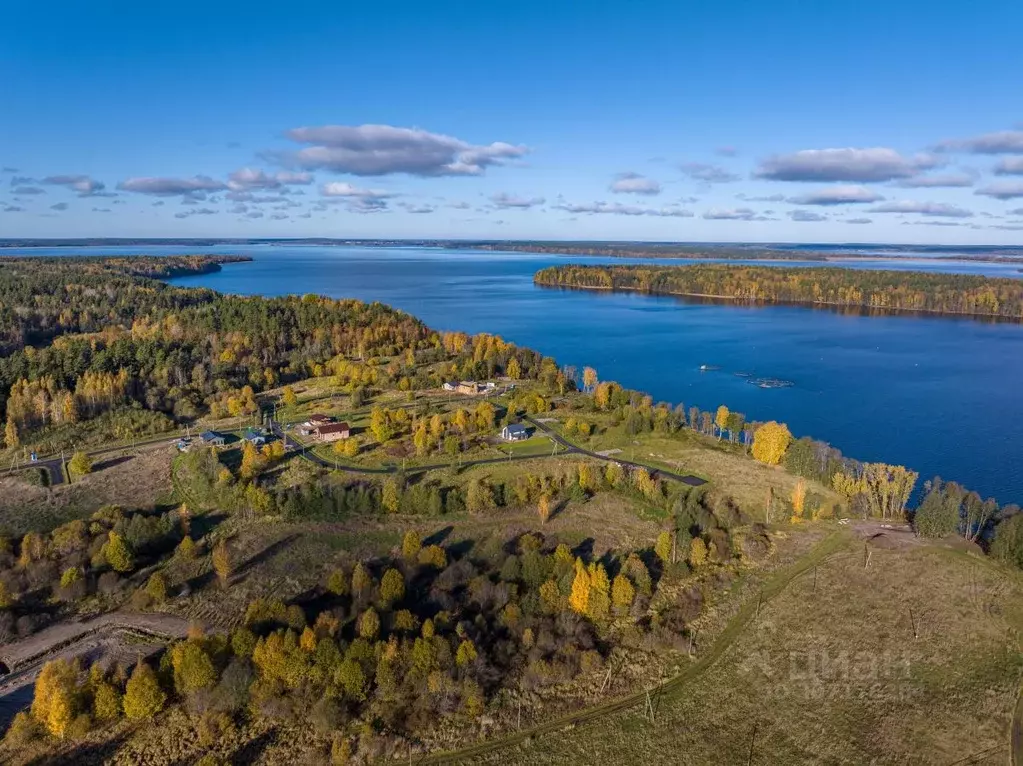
<box><xmin>457</xmin><ymin>527</ymin><xmax>1023</xmax><ymax>766</ymax></box>
<box><xmin>0</xmin><ymin>446</ymin><xmax>176</xmax><ymax>536</ymax></box>
<box><xmin>544</xmin><ymin>411</ymin><xmax>841</xmax><ymax>521</ymax></box>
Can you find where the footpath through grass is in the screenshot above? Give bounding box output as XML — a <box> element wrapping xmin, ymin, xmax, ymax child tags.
<box><xmin>420</xmin><ymin>528</ymin><xmax>852</xmax><ymax>764</ymax></box>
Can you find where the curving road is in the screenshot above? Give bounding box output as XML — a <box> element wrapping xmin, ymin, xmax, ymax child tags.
<box><xmin>524</xmin><ymin>415</ymin><xmax>706</xmax><ymax>487</ymax></box>
<box><xmin>271</xmin><ymin>417</ymin><xmax>706</xmax><ymax>488</ymax></box>
<box><xmin>0</xmin><ymin>612</ymin><xmax>195</xmax><ymax>729</ymax></box>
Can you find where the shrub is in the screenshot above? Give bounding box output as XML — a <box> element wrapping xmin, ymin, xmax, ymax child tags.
<box><xmin>68</xmin><ymin>451</ymin><xmax>93</xmax><ymax>479</ymax></box>
<box><xmin>326</xmin><ymin>568</ymin><xmax>348</xmax><ymax>596</ymax></box>
<box><xmin>418</xmin><ymin>544</ymin><xmax>447</xmax><ymax>569</ymax></box>
<box><xmin>122</xmin><ymin>660</ymin><xmax>166</xmax><ymax>720</ymax></box>
<box><xmin>93</xmin><ymin>682</ymin><xmax>122</xmax><ymax>721</ymax></box>
<box><xmin>145</xmin><ymin>572</ymin><xmax>168</xmax><ymax>603</ymax></box>
<box><xmin>171</xmin><ymin>641</ymin><xmax>217</xmax><ymax>696</ymax></box>
<box><xmin>101</xmin><ymin>532</ymin><xmax>135</xmax><ymax>573</ymax></box>
<box><xmin>992</xmin><ymin>513</ymin><xmax>1023</xmax><ymax>569</ymax></box>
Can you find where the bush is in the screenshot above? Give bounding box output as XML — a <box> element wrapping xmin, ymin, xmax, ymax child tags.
<box><xmin>992</xmin><ymin>513</ymin><xmax>1023</xmax><ymax>569</ymax></box>
<box><xmin>122</xmin><ymin>660</ymin><xmax>166</xmax><ymax>720</ymax></box>
<box><xmin>145</xmin><ymin>572</ymin><xmax>168</xmax><ymax>603</ymax></box>
<box><xmin>101</xmin><ymin>532</ymin><xmax>135</xmax><ymax>573</ymax></box>
<box><xmin>68</xmin><ymin>451</ymin><xmax>93</xmax><ymax>479</ymax></box>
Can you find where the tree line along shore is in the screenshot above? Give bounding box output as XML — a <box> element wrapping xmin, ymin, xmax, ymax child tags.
<box><xmin>534</xmin><ymin>263</ymin><xmax>1023</xmax><ymax>320</ymax></box>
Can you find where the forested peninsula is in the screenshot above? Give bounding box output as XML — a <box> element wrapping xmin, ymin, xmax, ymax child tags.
<box><xmin>534</xmin><ymin>263</ymin><xmax>1023</xmax><ymax>320</ymax></box>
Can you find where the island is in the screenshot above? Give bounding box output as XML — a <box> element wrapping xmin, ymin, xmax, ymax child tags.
<box><xmin>534</xmin><ymin>263</ymin><xmax>1023</xmax><ymax>320</ymax></box>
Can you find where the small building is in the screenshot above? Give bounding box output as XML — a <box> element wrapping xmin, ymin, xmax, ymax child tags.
<box><xmin>299</xmin><ymin>413</ymin><xmax>335</xmax><ymax>435</ymax></box>
<box><xmin>442</xmin><ymin>381</ymin><xmax>458</xmax><ymax>392</ymax></box>
<box><xmin>501</xmin><ymin>424</ymin><xmax>529</xmax><ymax>442</ymax></box>
<box><xmin>313</xmin><ymin>422</ymin><xmax>350</xmax><ymax>442</ymax></box>
<box><xmin>457</xmin><ymin>381</ymin><xmax>485</xmax><ymax>396</ymax></box>
<box><xmin>244</xmin><ymin>428</ymin><xmax>267</xmax><ymax>446</ymax></box>
<box><xmin>200</xmin><ymin>430</ymin><xmax>226</xmax><ymax>447</ymax></box>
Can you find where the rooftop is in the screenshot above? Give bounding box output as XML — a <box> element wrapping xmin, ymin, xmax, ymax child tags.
<box><xmin>314</xmin><ymin>421</ymin><xmax>350</xmax><ymax>434</ymax></box>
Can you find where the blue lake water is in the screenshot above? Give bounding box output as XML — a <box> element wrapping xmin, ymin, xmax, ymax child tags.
<box><xmin>8</xmin><ymin>244</ymin><xmax>1023</xmax><ymax>505</ymax></box>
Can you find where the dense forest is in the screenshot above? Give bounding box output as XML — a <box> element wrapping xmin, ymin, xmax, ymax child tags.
<box><xmin>0</xmin><ymin>255</ymin><xmax>249</xmax><ymax>352</ymax></box>
<box><xmin>0</xmin><ymin>256</ymin><xmax>568</xmax><ymax>454</ymax></box>
<box><xmin>534</xmin><ymin>264</ymin><xmax>1023</xmax><ymax>319</ymax></box>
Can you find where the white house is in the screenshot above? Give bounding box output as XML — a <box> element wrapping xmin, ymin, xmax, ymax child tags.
<box><xmin>501</xmin><ymin>424</ymin><xmax>529</xmax><ymax>441</ymax></box>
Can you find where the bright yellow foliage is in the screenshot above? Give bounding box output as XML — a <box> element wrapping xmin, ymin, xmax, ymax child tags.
<box><xmin>689</xmin><ymin>537</ymin><xmax>708</xmax><ymax>567</ymax></box>
<box><xmin>31</xmin><ymin>659</ymin><xmax>77</xmax><ymax>738</ymax></box>
<box><xmin>654</xmin><ymin>531</ymin><xmax>672</xmax><ymax>563</ymax></box>
<box><xmin>568</xmin><ymin>558</ymin><xmax>590</xmax><ymax>614</ymax></box>
<box><xmin>122</xmin><ymin>660</ymin><xmax>166</xmax><ymax>720</ymax></box>
<box><xmin>537</xmin><ymin>495</ymin><xmax>550</xmax><ymax>525</ymax></box>
<box><xmin>715</xmin><ymin>405</ymin><xmax>730</xmax><ymax>434</ymax></box>
<box><xmin>611</xmin><ymin>574</ymin><xmax>636</xmax><ymax>611</ymax></box>
<box><xmin>455</xmin><ymin>639</ymin><xmax>478</xmax><ymax>667</ymax></box>
<box><xmin>752</xmin><ymin>421</ymin><xmax>792</xmax><ymax>465</ymax></box>
<box><xmin>212</xmin><ymin>539</ymin><xmax>232</xmax><ymax>586</ymax></box>
<box><xmin>791</xmin><ymin>478</ymin><xmax>807</xmax><ymax>521</ymax></box>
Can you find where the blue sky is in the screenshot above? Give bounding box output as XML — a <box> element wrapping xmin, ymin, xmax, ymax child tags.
<box><xmin>3</xmin><ymin>1</ymin><xmax>1023</xmax><ymax>243</ymax></box>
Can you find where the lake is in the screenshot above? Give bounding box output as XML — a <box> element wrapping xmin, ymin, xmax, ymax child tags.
<box><xmin>8</xmin><ymin>244</ymin><xmax>1023</xmax><ymax>505</ymax></box>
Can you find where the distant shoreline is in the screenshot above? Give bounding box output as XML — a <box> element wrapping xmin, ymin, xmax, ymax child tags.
<box><xmin>2</xmin><ymin>238</ymin><xmax>1023</xmax><ymax>263</ymax></box>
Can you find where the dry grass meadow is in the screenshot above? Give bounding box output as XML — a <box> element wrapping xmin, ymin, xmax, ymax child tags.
<box><xmin>463</xmin><ymin>528</ymin><xmax>1023</xmax><ymax>766</ymax></box>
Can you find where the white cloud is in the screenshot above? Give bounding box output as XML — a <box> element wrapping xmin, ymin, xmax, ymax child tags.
<box><xmin>738</xmin><ymin>193</ymin><xmax>785</xmax><ymax>202</ymax></box>
<box><xmin>994</xmin><ymin>157</ymin><xmax>1023</xmax><ymax>176</ymax></box>
<box><xmin>868</xmin><ymin>200</ymin><xmax>974</xmax><ymax>218</ymax></box>
<box><xmin>679</xmin><ymin>162</ymin><xmax>739</xmax><ymax>183</ymax></box>
<box><xmin>788</xmin><ymin>210</ymin><xmax>827</xmax><ymax>222</ymax></box>
<box><xmin>976</xmin><ymin>182</ymin><xmax>1023</xmax><ymax>200</ymax></box>
<box><xmin>702</xmin><ymin>207</ymin><xmax>758</xmax><ymax>220</ymax></box>
<box><xmin>896</xmin><ymin>172</ymin><xmax>975</xmax><ymax>188</ymax></box>
<box><xmin>937</xmin><ymin>130</ymin><xmax>1023</xmax><ymax>154</ymax></box>
<box><xmin>609</xmin><ymin>172</ymin><xmax>661</xmax><ymax>195</ymax></box>
<box><xmin>844</xmin><ymin>217</ymin><xmax>873</xmax><ymax>224</ymax></box>
<box><xmin>43</xmin><ymin>174</ymin><xmax>106</xmax><ymax>196</ymax></box>
<box><xmin>118</xmin><ymin>175</ymin><xmax>226</xmax><ymax>196</ymax></box>
<box><xmin>399</xmin><ymin>203</ymin><xmax>437</xmax><ymax>214</ymax></box>
<box><xmin>273</xmin><ymin>124</ymin><xmax>528</xmax><ymax>176</ymax></box>
<box><xmin>755</xmin><ymin>147</ymin><xmax>935</xmax><ymax>182</ymax></box>
<box><xmin>274</xmin><ymin>171</ymin><xmax>313</xmax><ymax>185</ymax></box>
<box><xmin>787</xmin><ymin>185</ymin><xmax>884</xmax><ymax>205</ymax></box>
<box><xmin>490</xmin><ymin>192</ymin><xmax>545</xmax><ymax>209</ymax></box>
<box><xmin>320</xmin><ymin>182</ymin><xmax>394</xmax><ymax>199</ymax></box>
<box><xmin>227</xmin><ymin>167</ymin><xmax>314</xmax><ymax>191</ymax></box>
<box><xmin>173</xmin><ymin>207</ymin><xmax>218</xmax><ymax>219</ymax></box>
<box><xmin>554</xmin><ymin>200</ymin><xmax>693</xmax><ymax>217</ymax></box>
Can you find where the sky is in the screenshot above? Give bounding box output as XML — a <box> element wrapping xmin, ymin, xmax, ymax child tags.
<box><xmin>2</xmin><ymin>1</ymin><xmax>1023</xmax><ymax>244</ymax></box>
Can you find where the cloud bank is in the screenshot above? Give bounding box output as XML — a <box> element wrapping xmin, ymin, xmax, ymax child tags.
<box><xmin>274</xmin><ymin>124</ymin><xmax>528</xmax><ymax>177</ymax></box>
